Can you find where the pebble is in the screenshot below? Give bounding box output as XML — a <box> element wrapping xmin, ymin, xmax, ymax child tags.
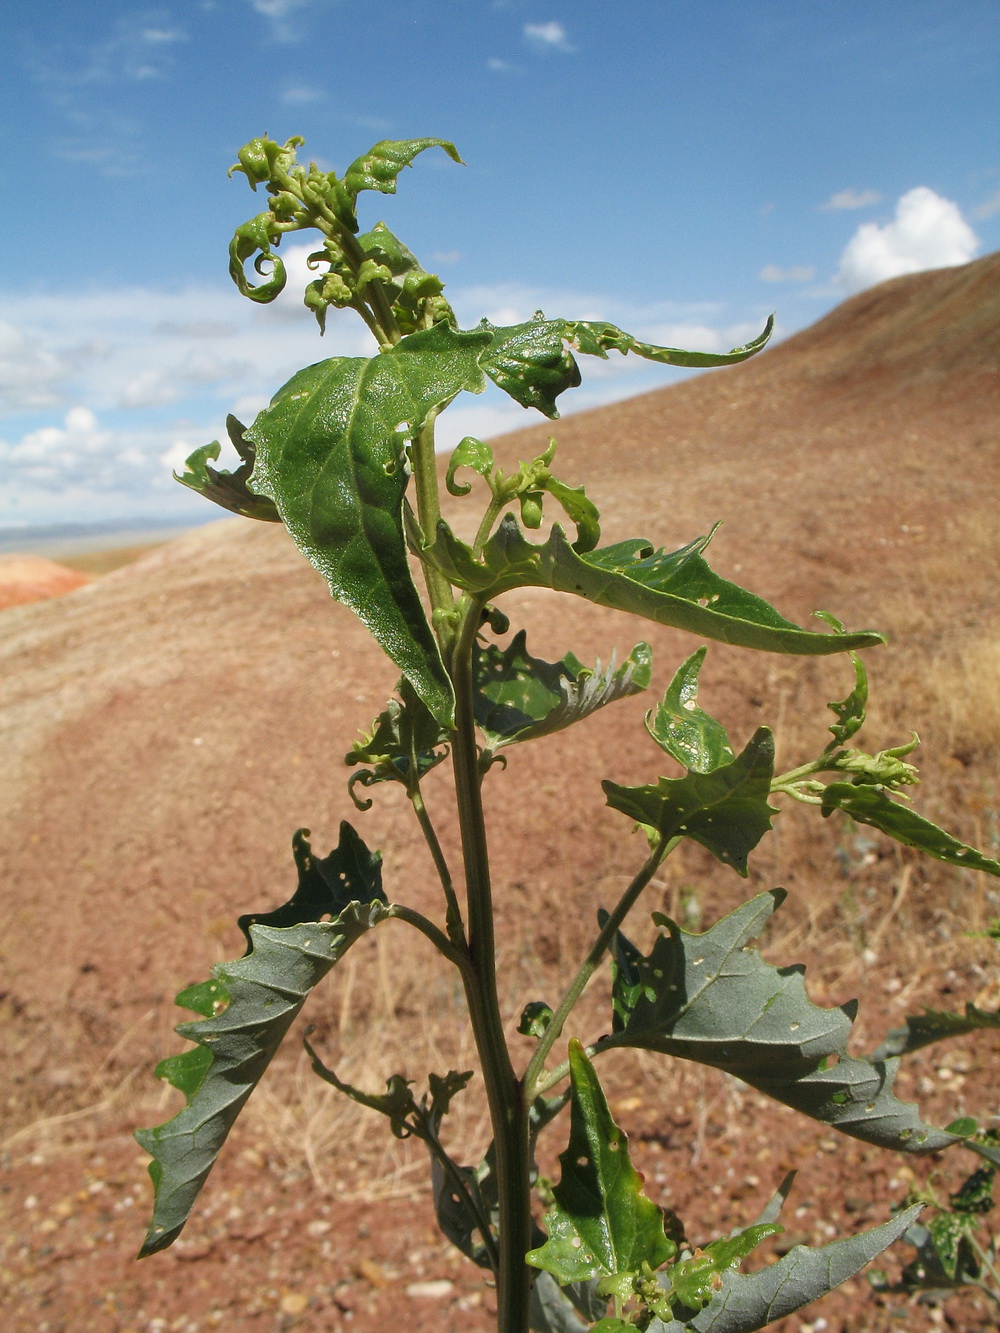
<box><xmin>405</xmin><ymin>1279</ymin><xmax>454</xmax><ymax>1300</ymax></box>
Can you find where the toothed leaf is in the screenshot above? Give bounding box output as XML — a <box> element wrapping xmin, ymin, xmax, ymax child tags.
<box><xmin>603</xmin><ymin>728</ymin><xmax>776</xmax><ymax>875</ymax></box>
<box><xmin>604</xmin><ymin>892</ymin><xmax>966</xmax><ymax>1153</ymax></box>
<box><xmin>424</xmin><ymin>517</ymin><xmax>884</xmax><ymax>657</ymax></box>
<box><xmin>526</xmin><ymin>1041</ymin><xmax>673</xmax><ymax>1284</ymax></box>
<box><xmin>174</xmin><ymin>416</ymin><xmax>280</xmax><ymax>521</ymax></box>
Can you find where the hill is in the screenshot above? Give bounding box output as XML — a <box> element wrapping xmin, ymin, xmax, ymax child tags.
<box><xmin>1</xmin><ymin>255</ymin><xmax>998</xmax><ymax>1332</ymax></box>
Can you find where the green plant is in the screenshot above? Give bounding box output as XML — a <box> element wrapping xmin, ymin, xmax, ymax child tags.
<box><xmin>137</xmin><ymin>134</ymin><xmax>1000</xmax><ymax>1332</ymax></box>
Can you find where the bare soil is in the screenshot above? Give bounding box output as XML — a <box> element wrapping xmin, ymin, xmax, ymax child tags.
<box><xmin>2</xmin><ymin>253</ymin><xmax>999</xmax><ymax>1332</ymax></box>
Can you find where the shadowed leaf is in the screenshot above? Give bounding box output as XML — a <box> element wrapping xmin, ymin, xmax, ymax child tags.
<box><xmin>821</xmin><ymin>783</ymin><xmax>1000</xmax><ymax>877</ymax></box>
<box><xmin>174</xmin><ymin>416</ymin><xmax>280</xmax><ymax>521</ymax></box>
<box><xmin>603</xmin><ymin>893</ymin><xmax>967</xmax><ymax>1153</ymax></box>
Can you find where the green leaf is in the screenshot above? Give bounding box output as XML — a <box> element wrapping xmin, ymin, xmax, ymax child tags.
<box><xmin>821</xmin><ymin>783</ymin><xmax>1000</xmax><ymax>877</ymax></box>
<box><xmin>643</xmin><ymin>1205</ymin><xmax>922</xmax><ymax>1332</ymax></box>
<box><xmin>565</xmin><ymin>314</ymin><xmax>775</xmax><ymax>370</ymax></box>
<box><xmin>645</xmin><ymin>648</ymin><xmax>735</xmax><ymax>774</ymax></box>
<box><xmin>345</xmin><ymin>677</ymin><xmax>450</xmax><ymax>805</ymax></box>
<box><xmin>424</xmin><ymin>516</ymin><xmax>884</xmax><ymax>658</ymax></box>
<box><xmin>873</xmin><ymin>1003</ymin><xmax>1000</xmax><ymax>1059</ymax></box>
<box><xmin>478</xmin><ymin>317</ymin><xmax>582</xmax><ymax>418</ymax></box>
<box><xmin>544</xmin><ymin>477</ymin><xmax>601</xmax><ymax>554</ymax></box>
<box><xmin>174</xmin><ymin>416</ymin><xmax>281</xmax><ymax>522</ymax></box>
<box><xmin>446</xmin><ymin>435</ymin><xmax>495</xmax><ymax>495</ymax></box>
<box><xmin>603</xmin><ymin>892</ymin><xmax>967</xmax><ymax>1154</ymax></box>
<box><xmin>237</xmin><ymin>823</ymin><xmax>385</xmax><ymax>946</ymax></box>
<box><xmin>246</xmin><ymin>324</ymin><xmax>498</xmax><ymax>726</ymax></box>
<box><xmin>669</xmin><ymin>1225</ymin><xmax>782</xmax><ymax>1312</ymax></box>
<box><xmin>343</xmin><ymin>138</ymin><xmax>462</xmax><ymax>198</ymax></box>
<box><xmin>229</xmin><ymin>212</ymin><xmax>286</xmax><ymax>302</ymax></box>
<box><xmin>476</xmin><ymin>314</ymin><xmax>773</xmax><ymax>422</ymax></box>
<box><xmin>603</xmin><ymin>728</ymin><xmax>776</xmax><ymax>876</ymax></box>
<box><xmin>826</xmin><ymin>653</ymin><xmax>868</xmax><ymax>748</ymax></box>
<box><xmin>526</xmin><ymin>1040</ymin><xmax>673</xmax><ymax>1284</ymax></box>
<box><xmin>474</xmin><ymin>631</ymin><xmax>652</xmax><ymax>752</ymax></box>
<box><xmin>135</xmin><ymin>900</ymin><xmax>391</xmax><ymax>1256</ymax></box>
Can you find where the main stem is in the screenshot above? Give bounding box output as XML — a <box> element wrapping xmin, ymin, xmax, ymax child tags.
<box><xmin>407</xmin><ymin>422</ymin><xmax>531</xmax><ymax>1333</ymax></box>
<box><xmin>450</xmin><ymin>604</ymin><xmax>533</xmax><ymax>1333</ymax></box>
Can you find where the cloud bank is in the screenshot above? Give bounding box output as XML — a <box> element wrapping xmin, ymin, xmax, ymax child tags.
<box><xmin>836</xmin><ymin>187</ymin><xmax>978</xmax><ymax>293</ymax></box>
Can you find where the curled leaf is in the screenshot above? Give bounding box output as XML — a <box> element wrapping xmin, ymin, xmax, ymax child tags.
<box><xmin>174</xmin><ymin>416</ymin><xmax>280</xmax><ymax>521</ymax></box>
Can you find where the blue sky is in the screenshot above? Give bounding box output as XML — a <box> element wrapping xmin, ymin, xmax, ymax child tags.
<box><xmin>2</xmin><ymin>0</ymin><xmax>998</xmax><ymax>530</ymax></box>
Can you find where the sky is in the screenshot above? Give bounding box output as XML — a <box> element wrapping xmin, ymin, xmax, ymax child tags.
<box><xmin>1</xmin><ymin>1</ymin><xmax>997</xmax><ymax>532</ymax></box>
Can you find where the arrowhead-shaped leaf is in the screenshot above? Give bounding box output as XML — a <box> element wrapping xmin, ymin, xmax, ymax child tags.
<box><xmin>643</xmin><ymin>1205</ymin><xmax>922</xmax><ymax>1332</ymax></box>
<box><xmin>424</xmin><ymin>516</ymin><xmax>884</xmax><ymax>657</ymax></box>
<box><xmin>645</xmin><ymin>647</ymin><xmax>735</xmax><ymax>773</ymax></box>
<box><xmin>603</xmin><ymin>892</ymin><xmax>966</xmax><ymax>1154</ymax></box>
<box><xmin>821</xmin><ymin>783</ymin><xmax>1000</xmax><ymax>877</ymax></box>
<box><xmin>246</xmin><ymin>324</ymin><xmax>496</xmax><ymax>726</ymax></box>
<box><xmin>603</xmin><ymin>728</ymin><xmax>776</xmax><ymax>875</ymax></box>
<box><xmin>526</xmin><ymin>1040</ymin><xmax>673</xmax><ymax>1284</ymax></box>
<box><xmin>135</xmin><ymin>826</ymin><xmax>389</xmax><ymax>1257</ymax></box>
<box><xmin>474</xmin><ymin>631</ymin><xmax>652</xmax><ymax>752</ymax></box>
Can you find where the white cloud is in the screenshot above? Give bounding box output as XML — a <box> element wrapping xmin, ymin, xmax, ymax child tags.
<box><xmin>281</xmin><ymin>84</ymin><xmax>325</xmax><ymax>104</ymax></box>
<box><xmin>836</xmin><ymin>187</ymin><xmax>979</xmax><ymax>293</ymax></box>
<box><xmin>0</xmin><ymin>266</ymin><xmax>773</xmax><ymax>525</ymax></box>
<box><xmin>247</xmin><ymin>0</ymin><xmax>321</xmax><ymax>40</ymax></box>
<box><xmin>524</xmin><ymin>22</ymin><xmax>576</xmax><ymax>52</ymax></box>
<box><xmin>488</xmin><ymin>57</ymin><xmax>519</xmax><ymax>73</ymax></box>
<box><xmin>820</xmin><ymin>188</ymin><xmax>882</xmax><ymax>211</ymax></box>
<box><xmin>760</xmin><ymin>264</ymin><xmax>816</xmax><ymax>283</ymax></box>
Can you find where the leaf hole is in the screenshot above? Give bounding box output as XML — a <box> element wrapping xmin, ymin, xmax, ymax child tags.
<box><xmin>789</xmin><ymin>1022</ymin><xmax>800</xmax><ymax>1031</ymax></box>
<box><xmin>865</xmin><ymin>1103</ymin><xmax>876</xmax><ymax>1113</ymax></box>
<box><xmin>692</xmin><ymin>957</ymin><xmax>705</xmax><ymax>967</ymax></box>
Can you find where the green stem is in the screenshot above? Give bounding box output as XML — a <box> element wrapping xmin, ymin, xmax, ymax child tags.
<box><xmin>409</xmin><ymin>409</ymin><xmax>457</xmax><ymax>635</ymax></box>
<box><xmin>409</xmin><ymin>786</ymin><xmax>466</xmax><ymax>949</ymax></box>
<box><xmin>523</xmin><ymin>836</ymin><xmax>676</xmax><ymax>1102</ymax></box>
<box><xmin>388</xmin><ymin>905</ymin><xmax>468</xmax><ymax>973</ymax></box>
<box><xmin>449</xmin><ymin>601</ymin><xmax>533</xmax><ymax>1333</ymax></box>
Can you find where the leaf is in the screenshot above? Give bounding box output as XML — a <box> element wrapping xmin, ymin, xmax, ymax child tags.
<box><xmin>526</xmin><ymin>1040</ymin><xmax>673</xmax><ymax>1284</ymax></box>
<box><xmin>237</xmin><ymin>823</ymin><xmax>385</xmax><ymax>947</ymax></box>
<box><xmin>446</xmin><ymin>435</ymin><xmax>495</xmax><ymax>495</ymax></box>
<box><xmin>603</xmin><ymin>892</ymin><xmax>967</xmax><ymax>1154</ymax></box>
<box><xmin>669</xmin><ymin>1225</ymin><xmax>782</xmax><ymax>1312</ymax></box>
<box><xmin>424</xmin><ymin>516</ymin><xmax>884</xmax><ymax>658</ymax></box>
<box><xmin>603</xmin><ymin>728</ymin><xmax>776</xmax><ymax>875</ymax></box>
<box><xmin>873</xmin><ymin>1003</ymin><xmax>1000</xmax><ymax>1059</ymax></box>
<box><xmin>643</xmin><ymin>1205</ymin><xmax>922</xmax><ymax>1332</ymax></box>
<box><xmin>530</xmin><ymin>1272</ymin><xmax>607</xmax><ymax>1333</ymax></box>
<box><xmin>135</xmin><ymin>899</ymin><xmax>391</xmax><ymax>1256</ymax></box>
<box><xmin>246</xmin><ymin>323</ymin><xmax>498</xmax><ymax>726</ymax></box>
<box><xmin>345</xmin><ymin>677</ymin><xmax>450</xmax><ymax>804</ymax></box>
<box><xmin>645</xmin><ymin>647</ymin><xmax>735</xmax><ymax>774</ymax></box>
<box><xmin>343</xmin><ymin>138</ymin><xmax>462</xmax><ymax>198</ymax></box>
<box><xmin>476</xmin><ymin>314</ymin><xmax>774</xmax><ymax>420</ymax></box>
<box><xmin>474</xmin><ymin>631</ymin><xmax>652</xmax><ymax>752</ymax></box>
<box><xmin>821</xmin><ymin>783</ymin><xmax>1000</xmax><ymax>877</ymax></box>
<box><xmin>478</xmin><ymin>316</ymin><xmax>582</xmax><ymax>418</ymax></box>
<box><xmin>174</xmin><ymin>416</ymin><xmax>280</xmax><ymax>521</ymax></box>
<box><xmin>544</xmin><ymin>477</ymin><xmax>601</xmax><ymax>554</ymax></box>
<box><xmin>826</xmin><ymin>653</ymin><xmax>867</xmax><ymax>748</ymax></box>
<box><xmin>565</xmin><ymin>315</ymin><xmax>775</xmax><ymax>370</ymax></box>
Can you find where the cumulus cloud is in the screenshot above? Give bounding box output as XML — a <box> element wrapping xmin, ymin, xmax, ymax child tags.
<box><xmin>836</xmin><ymin>187</ymin><xmax>979</xmax><ymax>293</ymax></box>
<box><xmin>820</xmin><ymin>188</ymin><xmax>882</xmax><ymax>211</ymax></box>
<box><xmin>524</xmin><ymin>22</ymin><xmax>575</xmax><ymax>52</ymax></box>
<box><xmin>760</xmin><ymin>264</ymin><xmax>816</xmax><ymax>283</ymax></box>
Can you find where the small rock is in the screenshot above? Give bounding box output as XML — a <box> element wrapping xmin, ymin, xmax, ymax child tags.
<box><xmin>405</xmin><ymin>1279</ymin><xmax>454</xmax><ymax>1300</ymax></box>
<box><xmin>355</xmin><ymin>1258</ymin><xmax>390</xmax><ymax>1287</ymax></box>
<box><xmin>279</xmin><ymin>1292</ymin><xmax>310</xmax><ymax>1316</ymax></box>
